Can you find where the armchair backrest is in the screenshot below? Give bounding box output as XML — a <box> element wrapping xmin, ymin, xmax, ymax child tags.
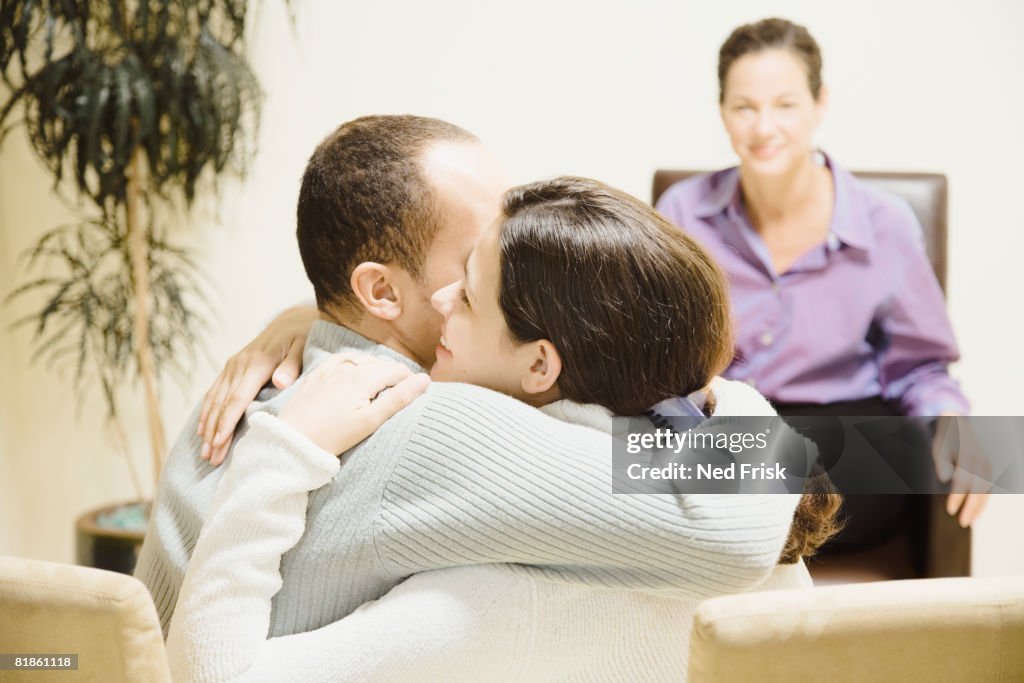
<box><xmin>688</xmin><ymin>576</ymin><xmax>1024</xmax><ymax>683</ymax></box>
<box><xmin>0</xmin><ymin>555</ymin><xmax>171</xmax><ymax>683</ymax></box>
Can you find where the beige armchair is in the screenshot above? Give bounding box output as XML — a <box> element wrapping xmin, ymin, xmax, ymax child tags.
<box><xmin>689</xmin><ymin>575</ymin><xmax>1024</xmax><ymax>682</ymax></box>
<box><xmin>0</xmin><ymin>555</ymin><xmax>170</xmax><ymax>682</ymax></box>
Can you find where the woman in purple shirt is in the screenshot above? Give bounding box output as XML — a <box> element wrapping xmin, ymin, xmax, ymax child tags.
<box><xmin>655</xmin><ymin>17</ymin><xmax>985</xmax><ymax>539</ymax></box>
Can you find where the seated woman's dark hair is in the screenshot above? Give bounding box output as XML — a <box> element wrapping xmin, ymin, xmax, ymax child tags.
<box><xmin>495</xmin><ymin>176</ymin><xmax>840</xmax><ymax>562</ymax></box>
<box><xmin>718</xmin><ymin>18</ymin><xmax>823</xmax><ymax>102</ymax></box>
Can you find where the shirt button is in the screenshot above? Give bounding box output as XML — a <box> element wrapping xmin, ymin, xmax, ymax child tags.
<box><xmin>760</xmin><ymin>332</ymin><xmax>774</xmax><ymax>346</ymax></box>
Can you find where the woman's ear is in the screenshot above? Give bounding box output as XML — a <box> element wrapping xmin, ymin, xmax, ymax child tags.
<box><xmin>520</xmin><ymin>339</ymin><xmax>562</xmax><ymax>396</ymax></box>
<box><xmin>351</xmin><ymin>262</ymin><xmax>402</xmax><ymax>321</ymax></box>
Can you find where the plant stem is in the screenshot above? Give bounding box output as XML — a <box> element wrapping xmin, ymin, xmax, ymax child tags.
<box><xmin>125</xmin><ymin>145</ymin><xmax>167</xmax><ymax>487</ymax></box>
<box><xmin>108</xmin><ymin>415</ymin><xmax>145</xmax><ymax>502</ymax></box>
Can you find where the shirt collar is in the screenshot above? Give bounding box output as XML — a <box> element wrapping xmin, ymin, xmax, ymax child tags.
<box><xmin>693</xmin><ymin>152</ymin><xmax>876</xmax><ymax>253</ymax></box>
<box><xmin>306</xmin><ymin>318</ymin><xmax>425</xmax><ymax>372</ymax></box>
<box><xmin>694</xmin><ymin>167</ymin><xmax>742</xmax><ymax>219</ymax></box>
<box><xmin>825</xmin><ymin>153</ymin><xmax>875</xmax><ymax>252</ymax></box>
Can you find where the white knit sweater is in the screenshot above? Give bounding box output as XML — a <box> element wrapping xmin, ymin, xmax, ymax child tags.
<box><xmin>165</xmin><ymin>376</ymin><xmax>809</xmax><ymax>682</ymax></box>
<box><xmin>139</xmin><ymin>323</ymin><xmax>802</xmax><ymax>642</ymax></box>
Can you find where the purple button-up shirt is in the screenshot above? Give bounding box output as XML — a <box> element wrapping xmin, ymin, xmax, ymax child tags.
<box><xmin>655</xmin><ymin>156</ymin><xmax>969</xmax><ymax>416</ymax></box>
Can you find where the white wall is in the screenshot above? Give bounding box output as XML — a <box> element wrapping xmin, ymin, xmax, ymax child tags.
<box><xmin>1</xmin><ymin>0</ymin><xmax>1021</xmax><ymax>573</ymax></box>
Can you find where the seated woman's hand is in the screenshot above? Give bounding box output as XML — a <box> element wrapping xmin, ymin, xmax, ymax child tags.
<box><xmin>932</xmin><ymin>413</ymin><xmax>991</xmax><ymax>527</ymax></box>
<box><xmin>279</xmin><ymin>353</ymin><xmax>431</xmax><ymax>455</ymax></box>
<box><xmin>199</xmin><ymin>305</ymin><xmax>319</xmax><ymax>465</ymax></box>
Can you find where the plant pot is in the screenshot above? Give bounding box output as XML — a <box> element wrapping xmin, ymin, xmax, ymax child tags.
<box><xmin>75</xmin><ymin>501</ymin><xmax>150</xmax><ymax>575</ymax></box>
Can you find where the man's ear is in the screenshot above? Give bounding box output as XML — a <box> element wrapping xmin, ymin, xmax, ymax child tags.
<box><xmin>351</xmin><ymin>262</ymin><xmax>402</xmax><ymax>321</ymax></box>
<box><xmin>521</xmin><ymin>339</ymin><xmax>562</xmax><ymax>395</ymax></box>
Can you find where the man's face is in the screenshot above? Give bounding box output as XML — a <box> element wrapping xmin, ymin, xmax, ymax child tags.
<box><xmin>395</xmin><ymin>140</ymin><xmax>511</xmax><ymax>368</ymax></box>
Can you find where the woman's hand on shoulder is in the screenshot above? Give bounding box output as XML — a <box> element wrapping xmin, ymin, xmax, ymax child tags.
<box><xmin>199</xmin><ymin>305</ymin><xmax>319</xmax><ymax>465</ymax></box>
<box><xmin>279</xmin><ymin>353</ymin><xmax>430</xmax><ymax>455</ymax></box>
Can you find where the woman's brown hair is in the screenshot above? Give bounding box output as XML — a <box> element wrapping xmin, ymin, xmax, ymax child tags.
<box><xmin>498</xmin><ymin>177</ymin><xmax>733</xmax><ymax>417</ymax></box>
<box><xmin>496</xmin><ymin>176</ymin><xmax>841</xmax><ymax>562</ymax></box>
<box><xmin>779</xmin><ymin>465</ymin><xmax>844</xmax><ymax>564</ymax></box>
<box><xmin>718</xmin><ymin>17</ymin><xmax>823</xmax><ymax>102</ymax></box>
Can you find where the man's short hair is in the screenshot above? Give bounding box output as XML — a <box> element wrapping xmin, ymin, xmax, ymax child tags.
<box><xmin>296</xmin><ymin>115</ymin><xmax>478</xmax><ymax>314</ymax></box>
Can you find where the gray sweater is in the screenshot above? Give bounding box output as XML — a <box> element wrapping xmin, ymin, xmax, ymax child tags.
<box><xmin>135</xmin><ymin>320</ymin><xmax>798</xmax><ymax>637</ymax></box>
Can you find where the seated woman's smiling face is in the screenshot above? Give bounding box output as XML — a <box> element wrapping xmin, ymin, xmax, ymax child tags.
<box><xmin>429</xmin><ymin>218</ymin><xmax>562</xmax><ymax>406</ymax></box>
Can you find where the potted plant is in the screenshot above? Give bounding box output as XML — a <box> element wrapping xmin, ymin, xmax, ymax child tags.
<box><xmin>1</xmin><ymin>0</ymin><xmax>267</xmax><ymax>573</ymax></box>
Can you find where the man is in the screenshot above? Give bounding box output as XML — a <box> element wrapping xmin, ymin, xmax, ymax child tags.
<box><xmin>135</xmin><ymin>115</ymin><xmax>800</xmax><ymax>638</ymax></box>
